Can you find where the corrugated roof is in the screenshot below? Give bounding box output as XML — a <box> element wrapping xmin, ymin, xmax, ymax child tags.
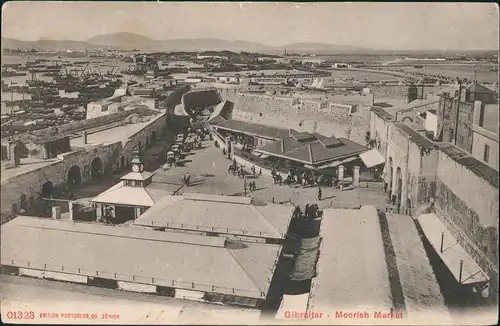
<box><xmin>437</xmin><ymin>143</ymin><xmax>499</xmax><ymax>189</ymax></box>
<box><xmin>2</xmin><ymin>216</ymin><xmax>282</xmax><ymax>299</ymax></box>
<box><xmin>133</xmin><ymin>194</ymin><xmax>294</xmax><ymax>239</ymax></box>
<box><xmin>214</xmin><ymin>119</ymin><xmax>293</xmax><ymax>140</ymax></box>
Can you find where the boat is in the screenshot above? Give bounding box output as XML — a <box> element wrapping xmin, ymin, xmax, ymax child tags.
<box><xmin>2</xmin><ymin>71</ymin><xmax>27</xmax><ymax>77</ymax></box>
<box><xmin>121</xmin><ymin>68</ymin><xmax>147</xmax><ymax>76</ymax></box>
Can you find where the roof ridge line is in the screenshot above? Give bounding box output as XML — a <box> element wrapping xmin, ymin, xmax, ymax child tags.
<box><xmin>17</xmin><ymin>224</ymin><xmax>225</xmax><ymax>248</ymax></box>
<box><xmin>226</xmin><ymin>247</ymin><xmax>264</xmax><ymax>293</ymax></box>
<box><xmin>250</xmin><ymin>205</ymin><xmax>282</xmax><ymax>238</ymax></box>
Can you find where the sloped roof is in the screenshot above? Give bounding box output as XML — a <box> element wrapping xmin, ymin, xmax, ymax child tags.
<box><xmin>468</xmin><ymin>83</ymin><xmax>495</xmax><ymax>94</ymax></box>
<box><xmin>120</xmin><ymin>171</ymin><xmax>155</xmax><ymax>181</ymax></box>
<box><xmin>91</xmin><ymin>181</ymin><xmax>170</xmax><ymax>207</ymax></box>
<box><xmin>207</xmin><ymin>114</ymin><xmax>226</xmax><ymax>125</ymax></box>
<box><xmin>207</xmin><ymin>100</ymin><xmax>234</xmax><ymax>124</ymax></box>
<box><xmin>402</xmin><ymin>98</ymin><xmax>441</xmax><ymax>113</ymax></box>
<box><xmin>309</xmin><ymin>206</ymin><xmax>393</xmax><ymax>311</ymax></box>
<box><xmin>133</xmin><ymin>193</ymin><xmax>294</xmax><ymax>239</ymax></box>
<box><xmin>213</xmin><ymin>119</ymin><xmax>294</xmax><ymax>140</ymax></box>
<box><xmin>1</xmin><ymin>216</ymin><xmax>281</xmax><ymax>299</ymax></box>
<box><xmin>394</xmin><ymin>122</ymin><xmax>436</xmax><ymax>149</ymax></box>
<box><xmin>256</xmin><ymin>132</ymin><xmax>367</xmax><ymax>165</ymax></box>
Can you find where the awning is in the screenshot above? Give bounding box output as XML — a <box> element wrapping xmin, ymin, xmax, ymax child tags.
<box><xmin>275</xmin><ymin>293</ymin><xmax>310</xmax><ymax>319</ymax></box>
<box><xmin>417</xmin><ymin>213</ymin><xmax>489</xmax><ymax>285</ymax></box>
<box><xmin>290</xmin><ymin>236</ymin><xmax>320</xmax><ymax>281</ymax></box>
<box><xmin>360</xmin><ymin>149</ymin><xmax>385</xmax><ymax>168</ymax></box>
<box><xmin>315</xmin><ymin>155</ymin><xmax>359</xmax><ymax>169</ymax></box>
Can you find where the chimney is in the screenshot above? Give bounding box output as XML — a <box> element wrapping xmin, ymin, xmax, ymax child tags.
<box><xmin>52</xmin><ymin>206</ymin><xmax>61</xmax><ymax>219</ymax></box>
<box><xmin>473</xmin><ymin>101</ymin><xmax>484</xmax><ymax>127</ymax></box>
<box><xmin>9</xmin><ymin>143</ymin><xmax>20</xmax><ymax>167</ymax></box>
<box><xmin>83</xmin><ymin>130</ymin><xmax>88</xmax><ymax>144</ymax></box>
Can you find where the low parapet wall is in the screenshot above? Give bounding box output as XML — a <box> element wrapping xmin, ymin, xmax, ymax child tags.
<box><xmin>18</xmin><ymin>107</ymin><xmax>159</xmax><ymax>143</ymax></box>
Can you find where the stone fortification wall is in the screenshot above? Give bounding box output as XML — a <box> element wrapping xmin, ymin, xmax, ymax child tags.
<box><xmin>232</xmin><ymin>92</ymin><xmax>369</xmax><ymax>144</ymax></box>
<box><xmin>182</xmin><ymin>89</ymin><xmax>221</xmax><ymax>110</ymax></box>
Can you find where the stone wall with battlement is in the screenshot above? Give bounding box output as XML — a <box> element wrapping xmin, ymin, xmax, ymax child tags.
<box><xmin>182</xmin><ymin>89</ymin><xmax>221</xmax><ymax>111</ymax></box>
<box><xmin>231</xmin><ymin>92</ymin><xmax>369</xmax><ymax>144</ymax></box>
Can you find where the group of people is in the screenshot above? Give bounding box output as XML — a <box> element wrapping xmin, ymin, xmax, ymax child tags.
<box><xmin>181</xmin><ymin>172</ymin><xmax>191</xmax><ymax>186</ymax></box>
<box><xmin>292</xmin><ymin>202</ymin><xmax>321</xmax><ymax>220</ymax></box>
<box><xmin>243</xmin><ymin>179</ymin><xmax>257</xmax><ymax>194</ymax></box>
<box><xmin>228</xmin><ymin>160</ymin><xmax>262</xmax><ymax>180</ymax></box>
<box><xmin>273</xmin><ymin>168</ymin><xmax>336</xmax><ymax>190</ymax></box>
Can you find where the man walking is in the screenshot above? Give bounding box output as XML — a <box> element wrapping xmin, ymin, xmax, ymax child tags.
<box><xmin>318</xmin><ymin>187</ymin><xmax>322</xmax><ymax>201</ymax></box>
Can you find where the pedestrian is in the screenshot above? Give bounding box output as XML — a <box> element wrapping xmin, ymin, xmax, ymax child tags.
<box><xmin>384</xmin><ymin>182</ymin><xmax>388</xmax><ymax>193</ymax></box>
<box><xmin>318</xmin><ymin>187</ymin><xmax>322</xmax><ymax>201</ymax></box>
<box><xmin>259</xmin><ymin>168</ymin><xmax>262</xmax><ymax>176</ymax></box>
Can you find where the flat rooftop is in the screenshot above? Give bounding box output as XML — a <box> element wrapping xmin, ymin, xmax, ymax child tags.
<box><xmin>1</xmin><ymin>157</ymin><xmax>59</xmax><ymax>183</ymax></box>
<box><xmin>71</xmin><ymin>117</ymin><xmax>160</xmax><ymax>147</ymax></box>
<box><xmin>1</xmin><ymin>216</ymin><xmax>282</xmax><ymax>299</ymax></box>
<box><xmin>133</xmin><ymin>193</ymin><xmax>294</xmax><ymax>239</ymax></box>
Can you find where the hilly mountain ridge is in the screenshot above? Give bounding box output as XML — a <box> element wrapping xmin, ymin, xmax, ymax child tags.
<box><xmin>3</xmin><ymin>32</ymin><xmax>373</xmax><ymax>53</ymax></box>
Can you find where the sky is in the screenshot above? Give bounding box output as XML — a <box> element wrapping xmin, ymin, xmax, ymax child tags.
<box><xmin>2</xmin><ymin>2</ymin><xmax>499</xmax><ymax>50</ymax></box>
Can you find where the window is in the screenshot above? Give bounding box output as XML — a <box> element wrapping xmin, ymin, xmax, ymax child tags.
<box><xmin>484</xmin><ymin>145</ymin><xmax>490</xmax><ymax>163</ymax></box>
